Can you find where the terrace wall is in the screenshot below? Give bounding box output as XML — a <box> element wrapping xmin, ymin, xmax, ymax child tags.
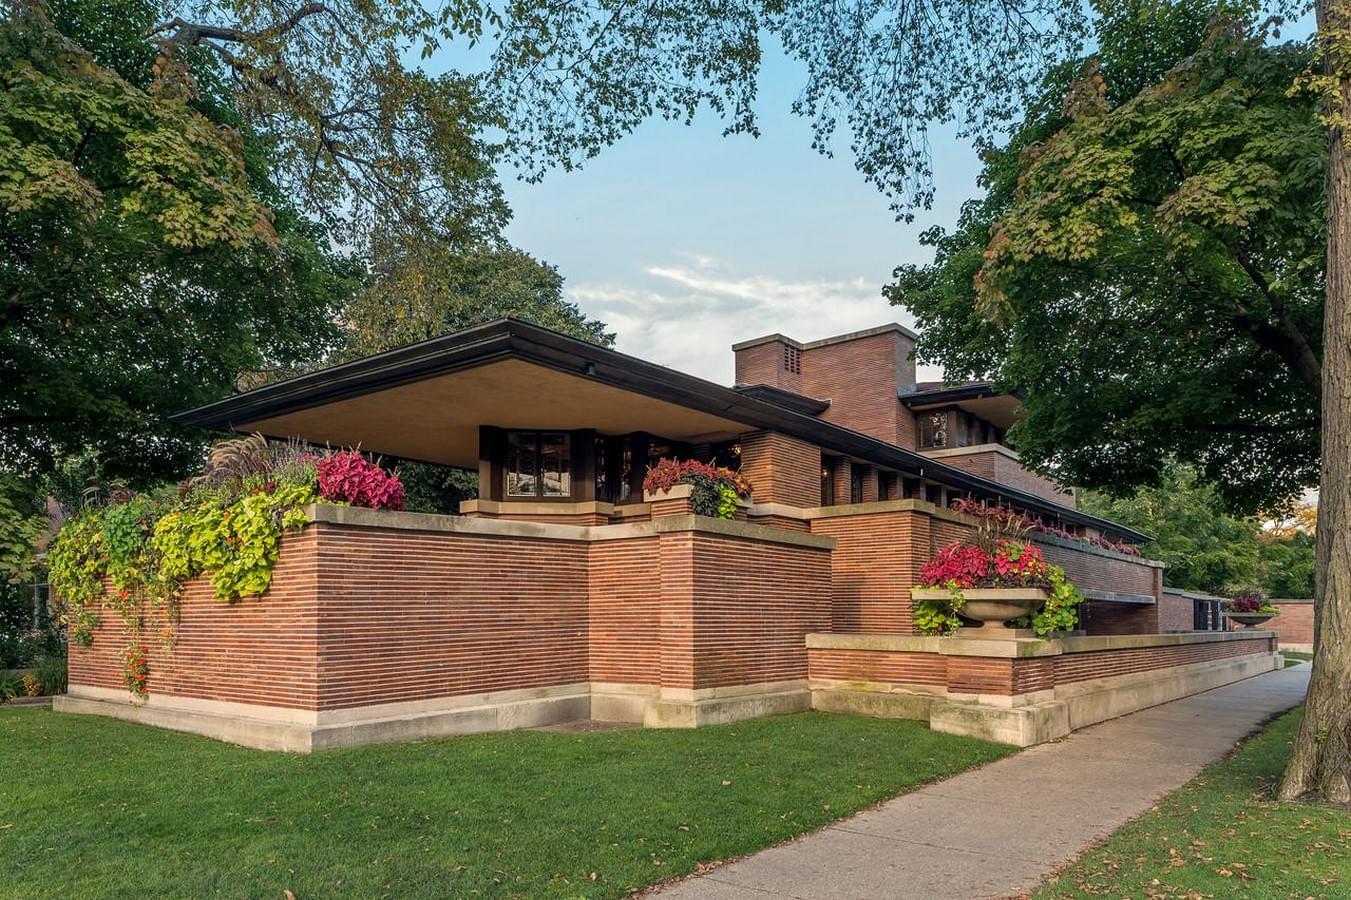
<box><xmin>808</xmin><ymin>631</ymin><xmax>1280</xmax><ymax>745</ymax></box>
<box><xmin>62</xmin><ymin>505</ymin><xmax>834</xmax><ymax>748</ymax></box>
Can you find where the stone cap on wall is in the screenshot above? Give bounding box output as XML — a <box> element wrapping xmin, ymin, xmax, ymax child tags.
<box><xmin>807</xmin><ymin>628</ymin><xmax>1276</xmax><ymax>660</ymax></box>
<box><xmin>303</xmin><ymin>503</ymin><xmax>835</xmax><ymax>549</ymax></box>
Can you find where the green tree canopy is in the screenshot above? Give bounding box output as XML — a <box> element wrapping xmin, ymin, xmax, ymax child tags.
<box><xmin>888</xmin><ymin>7</ymin><xmax>1323</xmax><ymax>513</ymax></box>
<box><xmin>1080</xmin><ymin>462</ymin><xmax>1316</xmax><ymax>598</ymax></box>
<box><xmin>1</xmin><ymin>0</ymin><xmax>359</xmax><ymax>486</ymax></box>
<box><xmin>344</xmin><ymin>239</ymin><xmax>613</xmax><ymax>357</ymax></box>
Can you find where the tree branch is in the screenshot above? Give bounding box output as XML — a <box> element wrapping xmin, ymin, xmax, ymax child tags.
<box><xmin>152</xmin><ymin>3</ymin><xmax>328</xmax><ymax>50</ymax></box>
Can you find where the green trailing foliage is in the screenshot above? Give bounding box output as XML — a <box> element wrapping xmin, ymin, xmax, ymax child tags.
<box><xmin>45</xmin><ymin>443</ymin><xmax>323</xmax><ymax>694</ymax></box>
<box><xmin>45</xmin><ymin>437</ymin><xmax>404</xmax><ymax>697</ymax></box>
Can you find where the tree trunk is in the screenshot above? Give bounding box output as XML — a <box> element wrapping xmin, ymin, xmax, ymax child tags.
<box><xmin>1279</xmin><ymin>0</ymin><xmax>1351</xmax><ymax>805</ymax></box>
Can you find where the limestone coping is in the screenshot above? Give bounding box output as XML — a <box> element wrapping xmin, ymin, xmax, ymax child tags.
<box><xmin>806</xmin><ymin>628</ymin><xmax>1276</xmax><ymax>659</ymax></box>
<box><xmin>919</xmin><ymin>443</ymin><xmax>1022</xmax><ymax>463</ymax></box>
<box><xmin>1081</xmin><ymin>589</ymin><xmax>1156</xmax><ymax>606</ymax></box>
<box><xmin>302</xmin><ymin>503</ymin><xmax>835</xmax><ymax>549</ymax></box>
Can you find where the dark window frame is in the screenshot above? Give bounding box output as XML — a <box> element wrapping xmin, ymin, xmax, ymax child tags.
<box><xmin>504</xmin><ymin>430</ymin><xmax>574</xmax><ymax>499</ymax></box>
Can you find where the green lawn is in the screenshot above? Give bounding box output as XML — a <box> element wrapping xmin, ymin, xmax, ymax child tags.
<box><xmin>1034</xmin><ymin>706</ymin><xmax>1350</xmax><ymax>898</ymax></box>
<box><xmin>1285</xmin><ymin>650</ymin><xmax>1315</xmax><ymax>662</ymax></box>
<box><xmin>0</xmin><ymin>708</ymin><xmax>1012</xmax><ymax>898</ymax></box>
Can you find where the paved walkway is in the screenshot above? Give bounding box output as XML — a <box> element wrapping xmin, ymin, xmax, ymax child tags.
<box><xmin>653</xmin><ymin>664</ymin><xmax>1310</xmax><ymax>900</ymax></box>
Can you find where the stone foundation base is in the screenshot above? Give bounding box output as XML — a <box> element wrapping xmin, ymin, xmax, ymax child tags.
<box><xmin>54</xmin><ymin>679</ymin><xmax>809</xmax><ymax>752</ymax></box>
<box><xmin>811</xmin><ymin>650</ymin><xmax>1282</xmax><ymax>747</ymax></box>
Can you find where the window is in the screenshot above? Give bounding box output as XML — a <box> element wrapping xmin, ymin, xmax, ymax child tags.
<box><xmin>850</xmin><ymin>464</ymin><xmax>864</xmax><ymax>504</ymax></box>
<box><xmin>821</xmin><ymin>457</ymin><xmax>836</xmax><ymax>506</ymax></box>
<box><xmin>506</xmin><ymin>431</ymin><xmax>571</xmax><ymax>498</ymax></box>
<box><xmin>919</xmin><ymin>411</ymin><xmax>949</xmax><ymax>449</ymax></box>
<box><xmin>878</xmin><ymin>471</ymin><xmax>897</xmax><ymax>501</ymax></box>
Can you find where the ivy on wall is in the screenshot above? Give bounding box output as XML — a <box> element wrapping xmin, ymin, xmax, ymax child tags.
<box><xmin>46</xmin><ymin>438</ymin><xmax>404</xmax><ymax>697</ymax></box>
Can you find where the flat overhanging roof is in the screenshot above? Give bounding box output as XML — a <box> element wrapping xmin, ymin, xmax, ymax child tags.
<box><xmin>902</xmin><ymin>382</ymin><xmax>1024</xmax><ymax>430</ymax></box>
<box><xmin>174</xmin><ymin>319</ymin><xmax>1151</xmax><ymax>543</ymax></box>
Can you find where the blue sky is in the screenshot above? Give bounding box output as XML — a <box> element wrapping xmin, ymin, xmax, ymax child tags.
<box><xmin>424</xmin><ymin>10</ymin><xmax>1318</xmax><ymax>387</ymax></box>
<box><xmin>431</xmin><ymin>36</ymin><xmax>976</xmax><ymax>385</ymax></box>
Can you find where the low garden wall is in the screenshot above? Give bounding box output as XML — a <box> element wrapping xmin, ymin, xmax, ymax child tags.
<box><xmin>807</xmin><ymin>630</ymin><xmax>1280</xmax><ymax>746</ymax></box>
<box><xmin>60</xmin><ymin>504</ymin><xmax>834</xmax><ymax>750</ymax></box>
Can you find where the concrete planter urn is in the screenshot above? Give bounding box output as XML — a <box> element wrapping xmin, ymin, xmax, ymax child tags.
<box><xmin>1226</xmin><ymin>611</ymin><xmax>1277</xmax><ymax>628</ymax></box>
<box><xmin>911</xmin><ymin>587</ymin><xmax>1048</xmax><ymax>639</ymax></box>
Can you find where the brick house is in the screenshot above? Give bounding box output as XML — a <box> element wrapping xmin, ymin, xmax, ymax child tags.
<box><xmin>59</xmin><ymin>319</ymin><xmax>1280</xmax><ymax>750</ymax></box>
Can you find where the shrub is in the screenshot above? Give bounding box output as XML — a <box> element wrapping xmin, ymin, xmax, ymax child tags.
<box><xmin>0</xmin><ymin>670</ymin><xmax>20</xmax><ymax>703</ymax></box>
<box><xmin>317</xmin><ymin>451</ymin><xmax>405</xmax><ymax>510</ymax></box>
<box><xmin>34</xmin><ymin>655</ymin><xmax>67</xmax><ymax>695</ymax></box>
<box><xmin>915</xmin><ymin>540</ymin><xmax>1084</xmax><ymax>637</ymax></box>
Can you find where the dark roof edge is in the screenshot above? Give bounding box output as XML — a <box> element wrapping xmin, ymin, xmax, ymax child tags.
<box><xmin>901</xmin><ymin>382</ymin><xmax>1026</xmax><ymax>405</ymax></box>
<box><xmin>733</xmin><ymin>383</ymin><xmax>831</xmax><ymax>416</ymax></box>
<box><xmin>173</xmin><ymin>318</ymin><xmax>1151</xmax><ymax>543</ymax></box>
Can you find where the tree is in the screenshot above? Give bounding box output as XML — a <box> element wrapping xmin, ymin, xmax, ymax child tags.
<box><xmin>1280</xmin><ymin>0</ymin><xmax>1351</xmax><ymax>804</ymax></box>
<box><xmin>890</xmin><ymin>9</ymin><xmax>1324</xmax><ymax>513</ymax></box>
<box><xmin>1</xmin><ymin>0</ymin><xmax>358</xmax><ymax>486</ymax></box>
<box><xmin>143</xmin><ymin>0</ymin><xmax>509</xmax><ymax>247</ymax></box>
<box><xmin>343</xmin><ymin>239</ymin><xmax>613</xmax><ymax>357</ymax></box>
<box><xmin>1079</xmin><ymin>464</ymin><xmax>1263</xmax><ymax>595</ymax></box>
<box><xmin>1079</xmin><ymin>462</ymin><xmax>1317</xmax><ymax>598</ymax></box>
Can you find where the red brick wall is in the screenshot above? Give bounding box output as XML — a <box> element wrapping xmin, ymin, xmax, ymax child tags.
<box><xmin>1269</xmin><ymin>601</ymin><xmax>1314</xmax><ymax>646</ymax></box>
<box><xmin>934</xmin><ymin>450</ymin><xmax>1076</xmax><ymax>508</ymax></box>
<box><xmin>685</xmin><ymin>532</ymin><xmax>832</xmax><ymax>689</ymax></box>
<box><xmin>70</xmin><ymin>517</ymin><xmax>832</xmax><ymax>711</ymax></box>
<box><xmin>1078</xmin><ymin>601</ymin><xmax>1159</xmax><ymax>636</ymax></box>
<box><xmin>739</xmin><ymin>431</ymin><xmax>821</xmax><ymax>508</ymax></box>
<box><xmin>1157</xmin><ymin>592</ymin><xmax>1197</xmax><ymax>633</ymax></box>
<box><xmin>808</xmin><ymin>635</ymin><xmax>1274</xmax><ymax>697</ymax></box>
<box><xmin>68</xmin><ymin>528</ymin><xmax>322</xmax><ymax>708</ymax></box>
<box><xmin>807</xmin><ymin>647</ymin><xmax>945</xmax><ymax>687</ymax></box>
<box><xmin>1051</xmin><ymin>636</ymin><xmax>1274</xmax><ymax>684</ymax></box>
<box><xmin>589</xmin><ymin>538</ymin><xmax>662</xmax><ymax>684</ymax></box>
<box><xmin>810</xmin><ymin>509</ymin><xmax>927</xmax><ymax>633</ymax></box>
<box><xmin>311</xmin><ymin>524</ymin><xmax>591</xmax><ymax>710</ymax></box>
<box><xmin>734</xmin><ymin>339</ymin><xmax>802</xmax><ymax>394</ymax></box>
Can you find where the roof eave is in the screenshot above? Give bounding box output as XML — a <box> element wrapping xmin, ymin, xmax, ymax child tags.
<box><xmin>174</xmin><ymin>319</ymin><xmax>1151</xmax><ymax>543</ymax></box>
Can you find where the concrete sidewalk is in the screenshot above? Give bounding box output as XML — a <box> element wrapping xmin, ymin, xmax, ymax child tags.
<box><xmin>652</xmin><ymin>663</ymin><xmax>1310</xmax><ymax>900</ymax></box>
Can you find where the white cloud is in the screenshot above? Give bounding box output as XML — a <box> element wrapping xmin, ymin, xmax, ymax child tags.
<box><xmin>569</xmin><ymin>261</ymin><xmax>942</xmax><ymax>385</ymax></box>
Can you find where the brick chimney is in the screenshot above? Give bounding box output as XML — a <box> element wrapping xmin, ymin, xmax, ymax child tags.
<box><xmin>733</xmin><ymin>324</ymin><xmax>918</xmax><ymax>447</ymax></box>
